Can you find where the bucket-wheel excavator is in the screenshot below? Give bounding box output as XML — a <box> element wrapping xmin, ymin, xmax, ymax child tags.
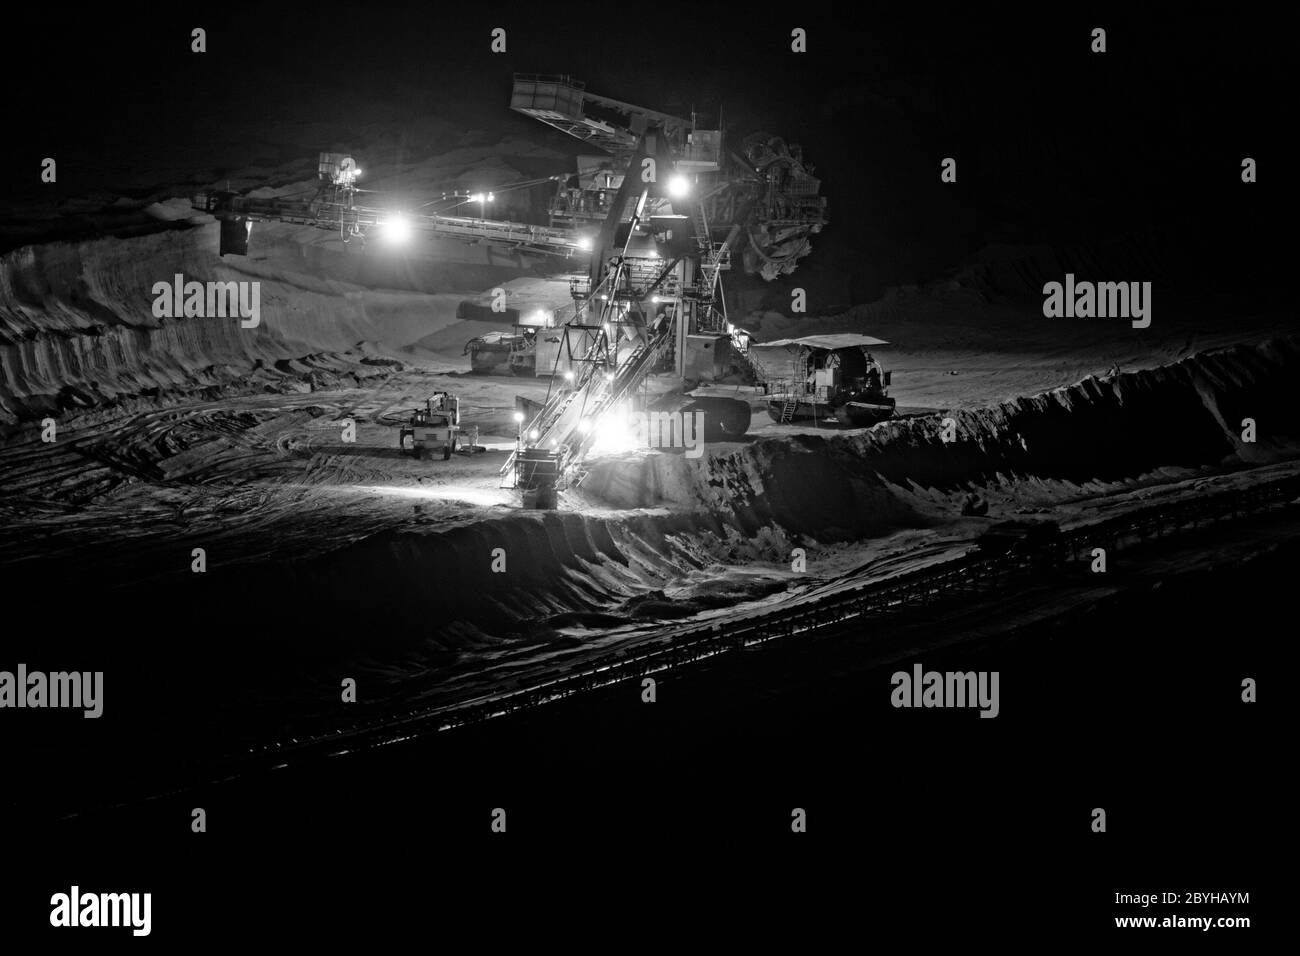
<box><xmin>188</xmin><ymin>76</ymin><xmax>833</xmax><ymax>504</ymax></box>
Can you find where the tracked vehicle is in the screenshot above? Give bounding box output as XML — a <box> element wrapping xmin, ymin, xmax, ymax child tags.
<box><xmin>758</xmin><ymin>334</ymin><xmax>896</xmax><ymax>426</ymax></box>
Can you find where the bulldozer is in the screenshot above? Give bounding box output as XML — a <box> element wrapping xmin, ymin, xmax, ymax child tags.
<box><xmin>399</xmin><ymin>392</ymin><xmax>466</xmax><ymax>461</ymax></box>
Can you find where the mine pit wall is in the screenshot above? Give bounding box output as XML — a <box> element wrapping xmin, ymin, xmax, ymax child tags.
<box><xmin>4</xmin><ymin>214</ymin><xmax>1295</xmax><ymax>643</ymax></box>
<box><xmin>859</xmin><ymin>338</ymin><xmax>1298</xmax><ymax>486</ymax></box>
<box><xmin>582</xmin><ymin>337</ymin><xmax>1300</xmax><ymax>531</ymax></box>
<box><xmin>8</xmin><ymin>337</ymin><xmax>1296</xmax><ymax>703</ymax></box>
<box><xmin>107</xmin><ymin>511</ymin><xmax>732</xmax><ymax>655</ymax></box>
<box><xmin>952</xmin><ymin>235</ymin><xmax>1168</xmax><ymax>304</ymax></box>
<box><xmin>0</xmin><ymin>223</ymin><xmax>541</xmax><ymax>426</ymax></box>
<box><xmin>581</xmin><ymin>441</ymin><xmax>926</xmax><ymax>544</ymax></box>
<box><xmin>950</xmin><ymin>232</ymin><xmax>1284</xmax><ymax>313</ymax></box>
<box><xmin>252</xmin><ymin>227</ymin><xmax>551</xmax><ymax>296</ymax></box>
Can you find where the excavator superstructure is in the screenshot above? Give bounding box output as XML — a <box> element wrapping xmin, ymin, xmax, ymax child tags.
<box><xmin>502</xmin><ymin>124</ymin><xmax>768</xmax><ymax>507</ymax></box>
<box><xmin>511</xmin><ymin>74</ymin><xmax>827</xmax><ymax>280</ymax></box>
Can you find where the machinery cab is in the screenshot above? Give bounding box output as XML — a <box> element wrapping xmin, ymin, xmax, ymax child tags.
<box><xmin>805</xmin><ymin>347</ymin><xmax>891</xmax><ymax>402</ymax></box>
<box><xmin>400</xmin><ymin>392</ymin><xmax>462</xmax><ymax>460</ymax></box>
<box><xmin>415</xmin><ymin>392</ymin><xmax>458</xmax><ymax>427</ymax></box>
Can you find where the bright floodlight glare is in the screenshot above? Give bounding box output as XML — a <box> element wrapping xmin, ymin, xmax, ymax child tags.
<box><xmin>529</xmin><ymin>429</ymin><xmax>540</xmax><ymax>440</ymax></box>
<box><xmin>469</xmin><ymin>193</ymin><xmax>484</xmax><ymax>203</ymax></box>
<box><xmin>587</xmin><ymin>400</ymin><xmax>640</xmax><ymax>457</ymax></box>
<box><xmin>577</xmin><ymin>420</ymin><xmax>591</xmax><ymax>433</ymax></box>
<box><xmin>513</xmin><ymin>412</ymin><xmax>524</xmax><ymax>423</ymax></box>
<box><xmin>564</xmin><ymin>371</ymin><xmax>575</xmax><ymax>382</ymax></box>
<box><xmin>380</xmin><ymin>213</ymin><xmax>412</xmax><ymax>244</ymax></box>
<box><xmin>667</xmin><ymin>174</ymin><xmax>689</xmax><ymax>198</ymax></box>
<box><xmin>577</xmin><ymin>236</ymin><xmax>593</xmax><ymax>251</ymax></box>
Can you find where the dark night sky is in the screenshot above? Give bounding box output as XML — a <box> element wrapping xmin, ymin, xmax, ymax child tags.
<box><xmin>8</xmin><ymin>2</ymin><xmax>1289</xmax><ymax>302</ymax></box>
